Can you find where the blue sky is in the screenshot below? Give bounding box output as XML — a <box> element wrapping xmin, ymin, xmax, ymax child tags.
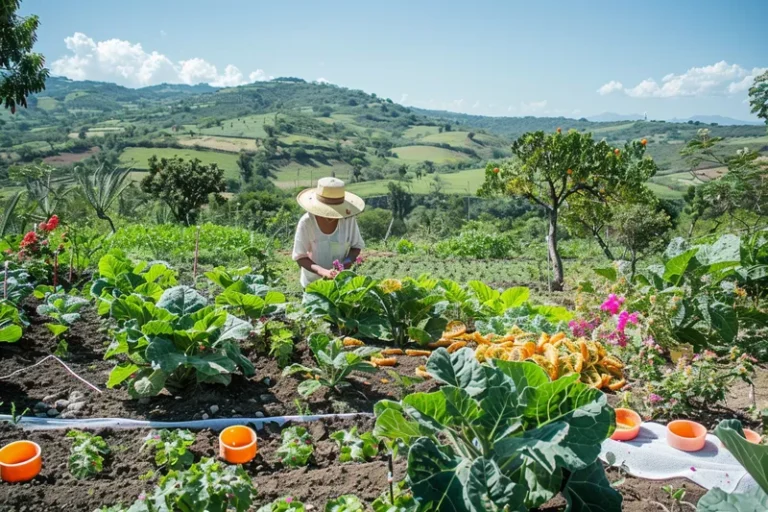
<box><xmin>21</xmin><ymin>0</ymin><xmax>768</xmax><ymax>120</ymax></box>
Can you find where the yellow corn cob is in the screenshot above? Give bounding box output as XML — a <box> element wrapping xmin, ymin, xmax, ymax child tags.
<box><xmin>343</xmin><ymin>337</ymin><xmax>365</xmax><ymax>347</ymax></box>
<box><xmin>427</xmin><ymin>339</ymin><xmax>453</xmax><ymax>349</ymax></box>
<box><xmin>380</xmin><ymin>348</ymin><xmax>405</xmax><ymax>356</ymax></box>
<box><xmin>443</xmin><ymin>321</ymin><xmax>467</xmax><ymax>339</ymax></box>
<box><xmin>371</xmin><ymin>357</ymin><xmax>397</xmax><ymax>367</ymax></box>
<box><xmin>447</xmin><ymin>341</ymin><xmax>467</xmax><ymax>353</ymax></box>
<box><xmin>415</xmin><ymin>365</ymin><xmax>432</xmax><ymax>379</ymax></box>
<box><xmin>607</xmin><ymin>378</ymin><xmax>627</xmax><ymax>391</ymax></box>
<box><xmin>406</xmin><ymin>349</ymin><xmax>432</xmax><ymax>357</ymax></box>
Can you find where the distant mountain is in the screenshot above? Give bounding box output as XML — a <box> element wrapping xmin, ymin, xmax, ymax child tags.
<box><xmin>667</xmin><ymin>115</ymin><xmax>763</xmax><ymax>126</ymax></box>
<box><xmin>586</xmin><ymin>112</ymin><xmax>645</xmax><ymax>123</ymax></box>
<box><xmin>140</xmin><ymin>82</ymin><xmax>219</xmax><ymax>95</ymax></box>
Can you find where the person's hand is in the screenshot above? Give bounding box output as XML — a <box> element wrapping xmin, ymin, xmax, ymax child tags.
<box><xmin>317</xmin><ymin>267</ymin><xmax>338</xmax><ymax>279</ymax></box>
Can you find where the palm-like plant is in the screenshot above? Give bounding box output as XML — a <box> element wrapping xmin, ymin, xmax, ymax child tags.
<box><xmin>74</xmin><ymin>162</ymin><xmax>131</xmax><ymax>233</ymax></box>
<box><xmin>0</xmin><ymin>190</ymin><xmax>24</xmax><ymax>237</ymax></box>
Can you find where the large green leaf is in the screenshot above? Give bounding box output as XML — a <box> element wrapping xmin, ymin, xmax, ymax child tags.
<box><xmin>663</xmin><ymin>248</ymin><xmax>699</xmax><ymax>286</ymax></box>
<box><xmin>107</xmin><ymin>362</ymin><xmax>140</xmax><ymax>388</ymax></box>
<box><xmin>714</xmin><ymin>419</ymin><xmax>768</xmax><ymax>495</ymax></box>
<box><xmin>563</xmin><ymin>461</ymin><xmax>623</xmax><ymax>512</ymax></box>
<box><xmin>157</xmin><ymin>286</ymin><xmax>208</xmax><ymax>315</ymax></box>
<box><xmin>426</xmin><ymin>348</ymin><xmax>487</xmax><ymax>397</ymax></box>
<box><xmin>374</xmin><ymin>407</ymin><xmax>425</xmax><ymax>445</ymax></box>
<box><xmin>466</xmin><ymin>457</ymin><xmax>525</xmax><ymax>512</ymax></box>
<box><xmin>467</xmin><ymin>281</ymin><xmax>499</xmax><ymax>303</ymax></box>
<box><xmin>407</xmin><ymin>437</ymin><xmax>468</xmax><ymax>512</ymax></box>
<box><xmin>0</xmin><ymin>323</ymin><xmax>22</xmax><ymax>343</ymax></box>
<box><xmin>500</xmin><ymin>287</ymin><xmax>529</xmax><ymax>308</ymax></box>
<box><xmin>696</xmin><ymin>487</ymin><xmax>768</xmax><ymax>512</ymax></box>
<box><xmin>146</xmin><ymin>338</ymin><xmax>187</xmax><ymax>373</ymax></box>
<box><xmin>592</xmin><ymin>267</ymin><xmax>617</xmax><ymax>282</ymax></box>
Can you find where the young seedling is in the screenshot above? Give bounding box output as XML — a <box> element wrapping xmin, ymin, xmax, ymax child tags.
<box><xmin>267</xmin><ymin>321</ymin><xmax>295</xmax><ymax>368</ymax></box>
<box><xmin>67</xmin><ymin>430</ymin><xmax>110</xmax><ymax>479</ymax></box>
<box><xmin>330</xmin><ymin>427</ymin><xmax>379</xmax><ymax>463</ymax></box>
<box><xmin>276</xmin><ymin>426</ymin><xmax>314</xmax><ymax>467</ymax></box>
<box><xmin>325</xmin><ymin>495</ymin><xmax>365</xmax><ymax>512</ymax></box>
<box><xmin>142</xmin><ymin>429</ymin><xmax>196</xmax><ymax>470</ymax></box>
<box><xmin>651</xmin><ymin>485</ymin><xmax>696</xmax><ymax>512</ymax></box>
<box><xmin>0</xmin><ymin>401</ymin><xmax>29</xmax><ymax>426</ymax></box>
<box><xmin>256</xmin><ymin>496</ymin><xmax>305</xmax><ymax>512</ymax></box>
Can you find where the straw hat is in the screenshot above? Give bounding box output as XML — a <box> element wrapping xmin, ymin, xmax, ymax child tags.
<box><xmin>296</xmin><ymin>177</ymin><xmax>365</xmax><ymax>219</ymax></box>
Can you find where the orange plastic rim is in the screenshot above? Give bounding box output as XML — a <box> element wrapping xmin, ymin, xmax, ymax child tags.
<box><xmin>219</xmin><ymin>426</ymin><xmax>258</xmax><ymax>464</ymax></box>
<box><xmin>0</xmin><ymin>440</ymin><xmax>42</xmax><ymax>483</ymax></box>
<box><xmin>721</xmin><ymin>428</ymin><xmax>762</xmax><ymax>448</ymax></box>
<box><xmin>611</xmin><ymin>408</ymin><xmax>641</xmax><ymax>441</ymax></box>
<box><xmin>666</xmin><ymin>420</ymin><xmax>707</xmax><ymax>452</ymax></box>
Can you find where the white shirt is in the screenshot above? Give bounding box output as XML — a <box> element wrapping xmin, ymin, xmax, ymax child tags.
<box><xmin>291</xmin><ymin>213</ymin><xmax>365</xmax><ymax>288</ymax></box>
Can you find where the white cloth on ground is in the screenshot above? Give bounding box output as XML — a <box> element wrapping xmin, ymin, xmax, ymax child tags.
<box><xmin>600</xmin><ymin>421</ymin><xmax>757</xmax><ymax>494</ymax></box>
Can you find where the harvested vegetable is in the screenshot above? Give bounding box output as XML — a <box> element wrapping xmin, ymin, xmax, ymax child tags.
<box><xmin>380</xmin><ymin>348</ymin><xmax>405</xmax><ymax>356</ymax></box>
<box><xmin>371</xmin><ymin>357</ymin><xmax>397</xmax><ymax>367</ymax></box>
<box><xmin>342</xmin><ymin>337</ymin><xmax>365</xmax><ymax>347</ymax></box>
<box><xmin>405</xmin><ymin>349</ymin><xmax>431</xmax><ymax>357</ymax></box>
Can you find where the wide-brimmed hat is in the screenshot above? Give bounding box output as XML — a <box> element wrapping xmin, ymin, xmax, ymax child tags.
<box><xmin>296</xmin><ymin>177</ymin><xmax>365</xmax><ymax>219</ymax></box>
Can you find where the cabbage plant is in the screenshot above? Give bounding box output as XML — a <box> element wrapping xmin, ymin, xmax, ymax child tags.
<box><xmin>374</xmin><ymin>348</ymin><xmax>621</xmax><ymax>511</ymax></box>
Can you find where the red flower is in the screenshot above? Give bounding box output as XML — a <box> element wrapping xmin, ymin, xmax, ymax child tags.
<box><xmin>20</xmin><ymin>231</ymin><xmax>38</xmax><ymax>248</ymax></box>
<box><xmin>40</xmin><ymin>215</ymin><xmax>59</xmax><ymax>232</ymax></box>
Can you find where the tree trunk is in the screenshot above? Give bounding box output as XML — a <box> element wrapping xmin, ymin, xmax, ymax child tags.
<box><xmin>97</xmin><ymin>210</ymin><xmax>117</xmax><ymax>234</ymax></box>
<box><xmin>592</xmin><ymin>228</ymin><xmax>615</xmax><ymax>261</ymax></box>
<box><xmin>547</xmin><ymin>209</ymin><xmax>564</xmax><ymax>291</ymax></box>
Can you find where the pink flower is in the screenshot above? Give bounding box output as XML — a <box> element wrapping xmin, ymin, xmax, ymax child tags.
<box><xmin>648</xmin><ymin>393</ymin><xmax>663</xmax><ymax>404</ymax></box>
<box><xmin>332</xmin><ymin>259</ymin><xmax>344</xmax><ymax>272</ymax></box>
<box><xmin>355</xmin><ymin>256</ymin><xmax>363</xmax><ymax>265</ymax></box>
<box><xmin>285</xmin><ymin>497</ymin><xmax>293</xmax><ymax>504</ymax></box>
<box><xmin>600</xmin><ymin>294</ymin><xmax>625</xmax><ymax>315</ymax></box>
<box><xmin>690</xmin><ymin>466</ymin><xmax>697</xmax><ymax>472</ymax></box>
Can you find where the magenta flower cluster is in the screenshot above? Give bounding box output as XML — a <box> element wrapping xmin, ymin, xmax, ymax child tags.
<box><xmin>600</xmin><ymin>293</ymin><xmax>625</xmax><ymax>315</ymax></box>
<box><xmin>568</xmin><ymin>317</ymin><xmax>601</xmax><ymax>338</ymax></box>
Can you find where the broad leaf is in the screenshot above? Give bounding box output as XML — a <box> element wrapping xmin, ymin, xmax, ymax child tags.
<box><xmin>696</xmin><ymin>487</ymin><xmax>768</xmax><ymax>512</ymax></box>
<box><xmin>157</xmin><ymin>286</ymin><xmax>207</xmax><ymax>315</ymax></box>
<box><xmin>563</xmin><ymin>461</ymin><xmax>623</xmax><ymax>512</ymax></box>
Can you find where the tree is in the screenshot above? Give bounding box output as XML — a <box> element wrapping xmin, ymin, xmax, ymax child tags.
<box><xmin>78</xmin><ymin>127</ymin><xmax>87</xmax><ymax>139</ymax></box>
<box><xmin>140</xmin><ymin>156</ymin><xmax>226</xmax><ymax>225</ymax></box>
<box><xmin>480</xmin><ymin>130</ymin><xmax>656</xmax><ymax>291</ymax></box>
<box><xmin>612</xmin><ymin>204</ymin><xmax>671</xmax><ymax>278</ymax></box>
<box><xmin>749</xmin><ymin>70</ymin><xmax>768</xmax><ymax>123</ymax></box>
<box><xmin>1</xmin><ymin>0</ymin><xmax>48</xmax><ymax>113</ymax></box>
<box><xmin>74</xmin><ymin>161</ymin><xmax>131</xmax><ymax>233</ymax></box>
<box><xmin>237</xmin><ymin>151</ymin><xmax>253</xmax><ymax>184</ymax></box>
<box><xmin>385</xmin><ymin>181</ymin><xmax>413</xmax><ymax>241</ymax></box>
<box><xmin>253</xmin><ymin>153</ymin><xmax>276</xmax><ymax>179</ymax></box>
<box><xmin>397</xmin><ymin>164</ymin><xmax>408</xmax><ymax>181</ymax></box>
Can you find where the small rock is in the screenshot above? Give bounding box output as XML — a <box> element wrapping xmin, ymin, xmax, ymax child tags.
<box><xmin>262</xmin><ymin>377</ymin><xmax>272</xmax><ymax>386</ymax></box>
<box><xmin>209</xmin><ymin>405</ymin><xmax>219</xmax><ymax>414</ymax></box>
<box><xmin>69</xmin><ymin>391</ymin><xmax>85</xmax><ymax>402</ymax></box>
<box><xmin>175</xmin><ymin>396</ymin><xmax>183</xmax><ymax>400</ymax></box>
<box><xmin>42</xmin><ymin>394</ymin><xmax>60</xmax><ymax>404</ymax></box>
<box><xmin>33</xmin><ymin>402</ymin><xmax>48</xmax><ymax>412</ymax></box>
<box><xmin>254</xmin><ymin>411</ymin><xmax>265</xmax><ymax>418</ymax></box>
<box><xmin>46</xmin><ymin>409</ymin><xmax>60</xmax><ymax>417</ymax></box>
<box><xmin>259</xmin><ymin>394</ymin><xmax>276</xmax><ymax>404</ymax></box>
<box><xmin>59</xmin><ymin>412</ymin><xmax>77</xmax><ymax>419</ymax></box>
<box><xmin>54</xmin><ymin>399</ymin><xmax>70</xmax><ymax>410</ymax></box>
<box><xmin>231</xmin><ymin>409</ymin><xmax>237</xmax><ymax>414</ymax></box>
<box><xmin>138</xmin><ymin>397</ymin><xmax>151</xmax><ymax>405</ymax></box>
<box><xmin>201</xmin><ymin>413</ymin><xmax>210</xmax><ymax>420</ymax></box>
<box><xmin>67</xmin><ymin>401</ymin><xmax>86</xmax><ymax>412</ymax></box>
<box><xmin>256</xmin><ymin>465</ymin><xmax>264</xmax><ymax>471</ymax></box>
<box><xmin>248</xmin><ymin>398</ymin><xmax>258</xmax><ymax>403</ymax></box>
<box><xmin>35</xmin><ymin>413</ymin><xmax>48</xmax><ymax>418</ymax></box>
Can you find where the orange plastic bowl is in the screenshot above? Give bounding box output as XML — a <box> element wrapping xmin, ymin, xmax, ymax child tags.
<box><xmin>0</xmin><ymin>440</ymin><xmax>42</xmax><ymax>483</ymax></box>
<box><xmin>667</xmin><ymin>420</ymin><xmax>707</xmax><ymax>452</ymax></box>
<box><xmin>611</xmin><ymin>408</ymin><xmax>641</xmax><ymax>441</ymax></box>
<box><xmin>219</xmin><ymin>426</ymin><xmax>258</xmax><ymax>464</ymax></box>
<box><xmin>721</xmin><ymin>428</ymin><xmax>761</xmax><ymax>448</ymax></box>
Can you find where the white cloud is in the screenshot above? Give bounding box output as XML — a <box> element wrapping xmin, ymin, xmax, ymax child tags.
<box><xmin>399</xmin><ymin>93</ymin><xmax>408</xmax><ymax>104</ymax></box>
<box><xmin>51</xmin><ymin>32</ymin><xmax>267</xmax><ymax>88</ymax></box>
<box><xmin>249</xmin><ymin>70</ymin><xmax>268</xmax><ymax>82</ymax></box>
<box><xmin>602</xmin><ymin>61</ymin><xmax>767</xmax><ymax>99</ymax></box>
<box><xmin>519</xmin><ymin>100</ymin><xmax>547</xmax><ymax>114</ymax></box>
<box><xmin>471</xmin><ymin>100</ymin><xmax>480</xmax><ymax>109</ymax></box>
<box><xmin>597</xmin><ymin>80</ymin><xmax>623</xmax><ymax>95</ymax></box>
<box><xmin>315</xmin><ymin>77</ymin><xmax>330</xmax><ymax>84</ymax></box>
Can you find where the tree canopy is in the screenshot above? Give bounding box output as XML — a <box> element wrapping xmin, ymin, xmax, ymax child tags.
<box><xmin>1</xmin><ymin>0</ymin><xmax>49</xmax><ymax>112</ymax></box>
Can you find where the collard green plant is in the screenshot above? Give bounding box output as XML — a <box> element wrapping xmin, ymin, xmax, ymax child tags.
<box><xmin>1</xmin><ymin>268</ymin><xmax>33</xmax><ymax>307</ymax></box>
<box><xmin>257</xmin><ymin>497</ymin><xmax>305</xmax><ymax>512</ymax></box>
<box><xmin>325</xmin><ymin>495</ymin><xmax>365</xmax><ymax>512</ymax></box>
<box><xmin>215</xmin><ymin>288</ymin><xmax>286</xmax><ymax>320</ymax></box>
<box><xmin>206</xmin><ymin>266</ymin><xmax>272</xmax><ymax>296</ymax></box>
<box><xmin>283</xmin><ymin>332</ymin><xmax>379</xmax><ymax>397</ymax></box>
<box><xmin>697</xmin><ymin>419</ymin><xmax>768</xmax><ymax>510</ymax></box>
<box><xmin>67</xmin><ymin>430</ymin><xmax>110</xmax><ymax>479</ymax></box>
<box><xmin>115</xmin><ymin>458</ymin><xmax>256</xmax><ymax>512</ymax></box>
<box><xmin>474</xmin><ymin>303</ymin><xmax>571</xmax><ymax>336</ymax></box>
<box><xmin>0</xmin><ymin>301</ymin><xmax>24</xmax><ymax>343</ymax></box>
<box><xmin>91</xmin><ymin>251</ymin><xmax>177</xmax><ymax>315</ymax></box>
<box><xmin>372</xmin><ymin>481</ymin><xmax>418</xmax><ymax>512</ymax></box>
<box><xmin>143</xmin><ymin>429</ymin><xmax>196</xmax><ymax>470</ymax></box>
<box><xmin>105</xmin><ymin>286</ymin><xmax>254</xmax><ymax>398</ymax></box>
<box><xmin>303</xmin><ymin>271</ymin><xmax>387</xmax><ymax>339</ymax></box>
<box><xmin>330</xmin><ymin>427</ymin><xmax>380</xmax><ymax>462</ymax></box>
<box><xmin>373</xmin><ymin>348</ymin><xmax>621</xmax><ymax>512</ymax></box>
<box><xmin>466</xmin><ymin>281</ymin><xmax>530</xmax><ymax>318</ymax></box>
<box><xmin>276</xmin><ymin>426</ymin><xmax>314</xmax><ymax>467</ymax></box>
<box><xmin>370</xmin><ymin>276</ymin><xmax>449</xmax><ymax>347</ymax></box>
<box><xmin>36</xmin><ymin>292</ymin><xmax>89</xmax><ymax>338</ymax></box>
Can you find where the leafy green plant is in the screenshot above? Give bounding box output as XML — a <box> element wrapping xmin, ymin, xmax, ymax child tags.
<box><xmin>325</xmin><ymin>495</ymin><xmax>365</xmax><ymax>512</ymax></box>
<box><xmin>257</xmin><ymin>496</ymin><xmax>305</xmax><ymax>512</ymax></box>
<box><xmin>474</xmin><ymin>303</ymin><xmax>572</xmax><ymax>335</ymax></box>
<box><xmin>374</xmin><ymin>347</ymin><xmax>621</xmax><ymax>511</ymax></box>
<box><xmin>215</xmin><ymin>288</ymin><xmax>286</xmax><ymax>320</ymax></box>
<box><xmin>0</xmin><ymin>301</ymin><xmax>24</xmax><ymax>343</ymax></box>
<box><xmin>113</xmin><ymin>458</ymin><xmax>256</xmax><ymax>512</ymax></box>
<box><xmin>696</xmin><ymin>420</ymin><xmax>768</xmax><ymax>511</ymax></box>
<box><xmin>372</xmin><ymin>481</ymin><xmax>418</xmax><ymax>512</ymax></box>
<box><xmin>395</xmin><ymin>238</ymin><xmax>416</xmax><ymax>255</ymax></box>
<box><xmin>330</xmin><ymin>427</ymin><xmax>380</xmax><ymax>462</ymax></box>
<box><xmin>67</xmin><ymin>430</ymin><xmax>110</xmax><ymax>479</ymax></box>
<box><xmin>276</xmin><ymin>426</ymin><xmax>314</xmax><ymax>467</ymax></box>
<box><xmin>0</xmin><ymin>401</ymin><xmax>29</xmax><ymax>425</ymax></box>
<box><xmin>90</xmin><ymin>251</ymin><xmax>177</xmax><ymax>315</ymax></box>
<box><xmin>266</xmin><ymin>321</ymin><xmax>295</xmax><ymax>367</ymax></box>
<box><xmin>303</xmin><ymin>271</ymin><xmax>386</xmax><ymax>338</ymax></box>
<box><xmin>143</xmin><ymin>429</ymin><xmax>196</xmax><ymax>470</ymax></box>
<box><xmin>36</xmin><ymin>292</ymin><xmax>89</xmax><ymax>339</ymax></box>
<box><xmin>370</xmin><ymin>276</ymin><xmax>448</xmax><ymax>347</ymax></box>
<box><xmin>283</xmin><ymin>332</ymin><xmax>378</xmax><ymax>397</ymax></box>
<box><xmin>105</xmin><ymin>285</ymin><xmax>254</xmax><ymax>397</ymax></box>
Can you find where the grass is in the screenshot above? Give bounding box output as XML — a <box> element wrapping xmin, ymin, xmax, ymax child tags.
<box><xmin>36</xmin><ymin>97</ymin><xmax>59</xmax><ymax>111</ymax></box>
<box><xmin>177</xmin><ymin>135</ymin><xmax>259</xmax><ymax>152</ymax></box>
<box><xmin>403</xmin><ymin>125</ymin><xmax>440</xmax><ymax>138</ymax></box>
<box><xmin>119</xmin><ymin>147</ymin><xmax>241</xmax><ymax>180</ymax></box>
<box><xmin>645</xmin><ymin>181</ymin><xmax>684</xmax><ymax>199</ymax></box>
<box><xmin>198</xmin><ymin>114</ymin><xmax>273</xmax><ymax>138</ymax></box>
<box><xmin>64</xmin><ymin>91</ymin><xmax>89</xmax><ymax>102</ymax></box>
<box><xmin>273</xmin><ymin>161</ymin><xmax>354</xmax><ymax>189</ymax></box>
<box><xmin>391</xmin><ymin>145</ymin><xmax>472</xmax><ymax>164</ymax></box>
<box><xmin>279</xmin><ymin>135</ymin><xmax>334</xmax><ymax>147</ymax></box>
<box><xmin>346</xmin><ymin>168</ymin><xmax>485</xmax><ymax>196</ymax></box>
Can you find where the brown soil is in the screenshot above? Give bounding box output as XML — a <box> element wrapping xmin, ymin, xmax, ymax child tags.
<box><xmin>0</xmin><ymin>299</ymin><xmax>434</xmax><ymax>423</ymax></box>
<box><xmin>42</xmin><ymin>147</ymin><xmax>100</xmax><ymax>166</ymax></box>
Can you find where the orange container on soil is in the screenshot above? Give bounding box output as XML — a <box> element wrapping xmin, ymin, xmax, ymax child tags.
<box><xmin>219</xmin><ymin>426</ymin><xmax>258</xmax><ymax>464</ymax></box>
<box><xmin>0</xmin><ymin>440</ymin><xmax>42</xmax><ymax>483</ymax></box>
<box><xmin>611</xmin><ymin>408</ymin><xmax>641</xmax><ymax>441</ymax></box>
<box><xmin>721</xmin><ymin>428</ymin><xmax>762</xmax><ymax>448</ymax></box>
<box><xmin>667</xmin><ymin>420</ymin><xmax>707</xmax><ymax>452</ymax></box>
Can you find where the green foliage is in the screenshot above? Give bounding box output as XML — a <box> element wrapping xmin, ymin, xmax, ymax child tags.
<box><xmin>257</xmin><ymin>497</ymin><xmax>306</xmax><ymax>512</ymax></box>
<box><xmin>395</xmin><ymin>238</ymin><xmax>416</xmax><ymax>255</ymax></box>
<box><xmin>371</xmin><ymin>481</ymin><xmax>418</xmax><ymax>512</ymax></box>
<box><xmin>215</xmin><ymin>288</ymin><xmax>286</xmax><ymax>320</ymax></box>
<box><xmin>434</xmin><ymin>231</ymin><xmax>515</xmax><ymax>259</ymax></box>
<box><xmin>73</xmin><ymin>161</ymin><xmax>131</xmax><ymax>233</ymax></box>
<box><xmin>66</xmin><ymin>430</ymin><xmax>110</xmax><ymax>479</ymax></box>
<box><xmin>276</xmin><ymin>426</ymin><xmax>315</xmax><ymax>467</ymax></box>
<box><xmin>118</xmin><ymin>458</ymin><xmax>257</xmax><ymax>512</ymax></box>
<box><xmin>104</xmin><ymin>285</ymin><xmax>254</xmax><ymax>397</ymax></box>
<box><xmin>697</xmin><ymin>420</ymin><xmax>768</xmax><ymax>510</ymax></box>
<box><xmin>749</xmin><ymin>70</ymin><xmax>768</xmax><ymax>123</ymax></box>
<box><xmin>140</xmin><ymin>155</ymin><xmax>227</xmax><ymax>225</ymax></box>
<box><xmin>142</xmin><ymin>429</ymin><xmax>196</xmax><ymax>470</ymax></box>
<box><xmin>36</xmin><ymin>292</ymin><xmax>89</xmax><ymax>325</ymax></box>
<box><xmin>474</xmin><ymin>304</ymin><xmax>571</xmax><ymax>335</ymax></box>
<box><xmin>283</xmin><ymin>332</ymin><xmax>378</xmax><ymax>397</ymax></box>
<box><xmin>325</xmin><ymin>495</ymin><xmax>365</xmax><ymax>512</ymax></box>
<box><xmin>90</xmin><ymin>251</ymin><xmax>177</xmax><ymax>315</ymax></box>
<box><xmin>0</xmin><ymin>301</ymin><xmax>24</xmax><ymax>343</ymax></box>
<box><xmin>0</xmin><ymin>0</ymin><xmax>49</xmax><ymax>112</ymax></box>
<box><xmin>330</xmin><ymin>427</ymin><xmax>380</xmax><ymax>462</ymax></box>
<box><xmin>266</xmin><ymin>321</ymin><xmax>295</xmax><ymax>368</ymax></box>
<box><xmin>373</xmin><ymin>348</ymin><xmax>620</xmax><ymax>511</ymax></box>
